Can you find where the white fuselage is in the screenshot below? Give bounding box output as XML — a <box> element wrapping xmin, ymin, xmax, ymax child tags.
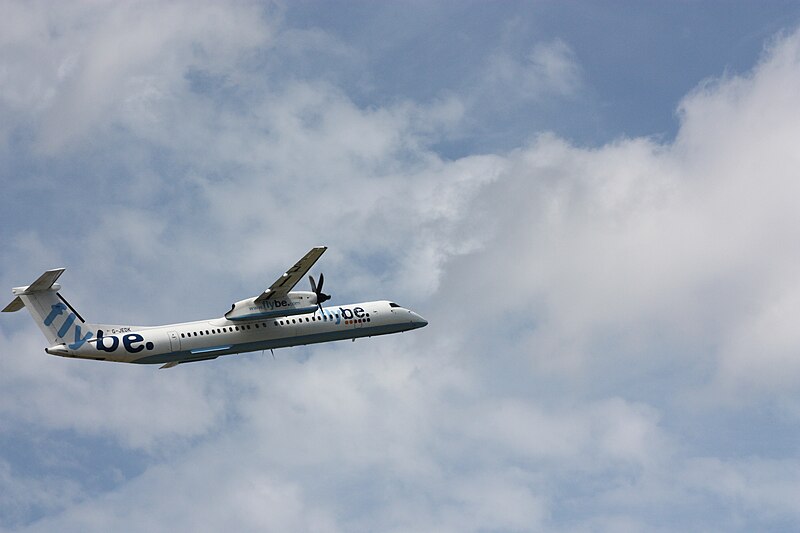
<box><xmin>46</xmin><ymin>301</ymin><xmax>427</xmax><ymax>365</ymax></box>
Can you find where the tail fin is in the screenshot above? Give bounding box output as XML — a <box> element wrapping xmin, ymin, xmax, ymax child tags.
<box><xmin>3</xmin><ymin>268</ymin><xmax>94</xmax><ymax>349</ymax></box>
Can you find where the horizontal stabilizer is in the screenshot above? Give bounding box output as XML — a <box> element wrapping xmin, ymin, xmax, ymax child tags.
<box><xmin>2</xmin><ymin>296</ymin><xmax>24</xmax><ymax>313</ymax></box>
<box><xmin>5</xmin><ymin>268</ymin><xmax>67</xmax><ymax>314</ymax></box>
<box><xmin>26</xmin><ymin>268</ymin><xmax>66</xmax><ymax>293</ymax></box>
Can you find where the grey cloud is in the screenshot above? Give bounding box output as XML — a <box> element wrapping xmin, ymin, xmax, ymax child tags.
<box><xmin>4</xmin><ymin>4</ymin><xmax>800</xmax><ymax>532</ymax></box>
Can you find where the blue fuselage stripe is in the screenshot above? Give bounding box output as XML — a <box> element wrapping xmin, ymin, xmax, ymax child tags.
<box><xmin>190</xmin><ymin>345</ymin><xmax>233</xmax><ymax>354</ymax></box>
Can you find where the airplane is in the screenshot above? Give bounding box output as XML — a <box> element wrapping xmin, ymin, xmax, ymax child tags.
<box><xmin>3</xmin><ymin>246</ymin><xmax>427</xmax><ymax>368</ymax></box>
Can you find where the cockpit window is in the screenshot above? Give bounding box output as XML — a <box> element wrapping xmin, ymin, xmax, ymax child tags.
<box><xmin>389</xmin><ymin>302</ymin><xmax>401</xmax><ymax>308</ymax></box>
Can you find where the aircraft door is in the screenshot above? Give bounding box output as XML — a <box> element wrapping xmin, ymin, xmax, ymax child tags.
<box><xmin>168</xmin><ymin>331</ymin><xmax>180</xmax><ymax>352</ymax></box>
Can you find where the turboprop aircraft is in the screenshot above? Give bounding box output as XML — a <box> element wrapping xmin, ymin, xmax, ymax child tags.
<box><xmin>3</xmin><ymin>246</ymin><xmax>427</xmax><ymax>368</ymax></box>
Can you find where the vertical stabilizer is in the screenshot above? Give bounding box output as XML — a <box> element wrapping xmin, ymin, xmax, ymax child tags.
<box><xmin>3</xmin><ymin>269</ymin><xmax>94</xmax><ymax>349</ymax></box>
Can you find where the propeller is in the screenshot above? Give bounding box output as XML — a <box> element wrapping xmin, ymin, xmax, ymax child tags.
<box><xmin>309</xmin><ymin>273</ymin><xmax>331</xmax><ymax>311</ymax></box>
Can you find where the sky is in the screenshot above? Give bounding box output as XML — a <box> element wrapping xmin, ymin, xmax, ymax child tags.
<box><xmin>2</xmin><ymin>1</ymin><xmax>800</xmax><ymax>531</ymax></box>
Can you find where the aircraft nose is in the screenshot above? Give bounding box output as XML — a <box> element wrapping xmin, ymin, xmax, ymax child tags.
<box><xmin>411</xmin><ymin>312</ymin><xmax>428</xmax><ymax>328</ymax></box>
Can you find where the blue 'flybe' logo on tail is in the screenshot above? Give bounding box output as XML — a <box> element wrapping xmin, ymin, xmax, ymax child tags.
<box><xmin>44</xmin><ymin>303</ymin><xmax>93</xmax><ymax>349</ymax></box>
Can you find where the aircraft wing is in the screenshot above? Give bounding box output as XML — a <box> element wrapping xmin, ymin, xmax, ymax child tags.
<box><xmin>254</xmin><ymin>246</ymin><xmax>327</xmax><ymax>303</ymax></box>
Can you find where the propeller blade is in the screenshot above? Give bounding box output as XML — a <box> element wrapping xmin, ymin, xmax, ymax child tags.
<box><xmin>308</xmin><ymin>275</ymin><xmax>317</xmax><ymax>293</ymax></box>
<box><xmin>309</xmin><ymin>273</ymin><xmax>331</xmax><ymax>310</ymax></box>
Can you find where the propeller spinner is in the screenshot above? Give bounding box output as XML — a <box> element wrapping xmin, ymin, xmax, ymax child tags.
<box><xmin>309</xmin><ymin>273</ymin><xmax>331</xmax><ymax>311</ymax></box>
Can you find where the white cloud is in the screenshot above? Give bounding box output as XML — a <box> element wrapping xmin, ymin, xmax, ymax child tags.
<box><xmin>486</xmin><ymin>39</ymin><xmax>583</xmax><ymax>100</ymax></box>
<box><xmin>0</xmin><ymin>324</ymin><xmax>230</xmax><ymax>451</ymax></box>
<box><xmin>431</xmin><ymin>28</ymin><xmax>800</xmax><ymax>403</ymax></box>
<box><xmin>0</xmin><ymin>1</ymin><xmax>273</xmax><ymax>152</ymax></box>
<box><xmin>3</xmin><ymin>4</ymin><xmax>800</xmax><ymax>532</ymax></box>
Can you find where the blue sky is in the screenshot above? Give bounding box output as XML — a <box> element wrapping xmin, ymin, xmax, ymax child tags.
<box><xmin>3</xmin><ymin>2</ymin><xmax>800</xmax><ymax>531</ymax></box>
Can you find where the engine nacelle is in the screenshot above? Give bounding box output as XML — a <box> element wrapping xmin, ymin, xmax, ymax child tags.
<box><xmin>225</xmin><ymin>291</ymin><xmax>318</xmax><ymax>321</ymax></box>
